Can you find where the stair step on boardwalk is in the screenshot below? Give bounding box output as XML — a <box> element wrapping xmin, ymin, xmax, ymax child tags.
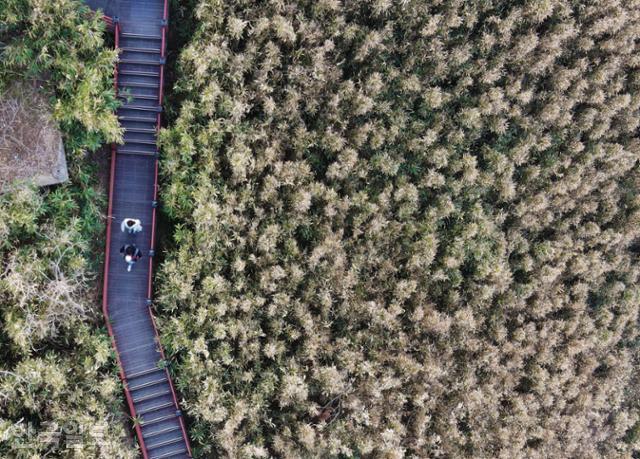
<box><xmin>124</xmin><ymin>91</ymin><xmax>159</xmax><ymax>98</ymax></box>
<box><xmin>142</xmin><ymin>413</ymin><xmax>181</xmax><ymax>428</ymax></box>
<box><xmin>84</xmin><ymin>0</ymin><xmax>192</xmax><ymax>456</ymax></box>
<box><xmin>144</xmin><ymin>425</ymin><xmax>182</xmax><ymax>439</ymax></box>
<box><xmin>116</xmin><ymin>151</ymin><xmax>159</xmax><ymax>158</ymax></box>
<box><xmin>123</xmin><ymin>137</ymin><xmax>157</xmax><ymax>145</ymax></box>
<box><xmin>119</xmin><ymin>81</ymin><xmax>161</xmax><ymax>89</ymax></box>
<box><xmin>121</xmin><ymin>32</ymin><xmax>162</xmax><ymax>40</ymax></box>
<box><xmin>128</xmin><ymin>365</ymin><xmax>164</xmax><ymax>379</ymax></box>
<box><xmin>125</xmin><ymin>127</ymin><xmax>158</xmax><ymax>134</ymax></box>
<box><xmin>138</xmin><ymin>401</ymin><xmax>175</xmax><ymax>416</ymax></box>
<box><xmin>146</xmin><ymin>435</ymin><xmax>186</xmax><ymax>451</ymax></box>
<box><xmin>120</xmin><ymin>69</ymin><xmax>161</xmax><ymax>77</ymax></box>
<box><xmin>122</xmin><ymin>46</ymin><xmax>163</xmax><ymax>53</ymax></box>
<box><xmin>119</xmin><ymin>114</ymin><xmax>158</xmax><ymax>123</ymax></box>
<box><xmin>150</xmin><ymin>448</ymin><xmax>189</xmax><ymax>459</ymax></box>
<box><xmin>130</xmin><ymin>377</ymin><xmax>168</xmax><ymax>392</ymax></box>
<box><xmin>134</xmin><ymin>389</ymin><xmax>172</xmax><ymax>403</ymax></box>
<box><xmin>120</xmin><ymin>57</ymin><xmax>163</xmax><ymax>65</ymax></box>
<box><xmin>120</xmin><ymin>104</ymin><xmax>163</xmax><ymax>112</ymax></box>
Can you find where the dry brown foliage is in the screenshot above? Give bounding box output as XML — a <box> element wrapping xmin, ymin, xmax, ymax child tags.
<box><xmin>0</xmin><ymin>83</ymin><xmax>67</xmax><ymax>190</ymax></box>
<box><xmin>158</xmin><ymin>0</ymin><xmax>640</xmax><ymax>457</ymax></box>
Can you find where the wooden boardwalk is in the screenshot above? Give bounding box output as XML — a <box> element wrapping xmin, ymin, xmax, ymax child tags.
<box><xmin>85</xmin><ymin>1</ymin><xmax>191</xmax><ymax>458</ymax></box>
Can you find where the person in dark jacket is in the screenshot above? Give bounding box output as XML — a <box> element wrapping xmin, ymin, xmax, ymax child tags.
<box><xmin>120</xmin><ymin>244</ymin><xmax>142</xmax><ymax>272</ymax></box>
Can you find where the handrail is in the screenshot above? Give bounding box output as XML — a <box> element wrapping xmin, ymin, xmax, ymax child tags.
<box><xmin>101</xmin><ymin>14</ymin><xmax>114</xmax><ymax>30</ymax></box>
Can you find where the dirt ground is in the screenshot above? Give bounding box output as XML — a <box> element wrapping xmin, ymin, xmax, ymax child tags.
<box><xmin>0</xmin><ymin>82</ymin><xmax>68</xmax><ymax>192</ymax></box>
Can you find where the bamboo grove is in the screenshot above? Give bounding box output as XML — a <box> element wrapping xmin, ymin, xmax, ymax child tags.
<box><xmin>156</xmin><ymin>0</ymin><xmax>640</xmax><ymax>457</ymax></box>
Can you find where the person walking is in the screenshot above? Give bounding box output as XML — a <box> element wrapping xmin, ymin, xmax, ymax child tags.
<box><xmin>121</xmin><ymin>218</ymin><xmax>142</xmax><ymax>234</ymax></box>
<box><xmin>120</xmin><ymin>244</ymin><xmax>142</xmax><ymax>272</ymax></box>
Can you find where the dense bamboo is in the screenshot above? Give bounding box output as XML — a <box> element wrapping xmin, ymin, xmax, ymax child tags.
<box><xmin>157</xmin><ymin>1</ymin><xmax>640</xmax><ymax>457</ymax></box>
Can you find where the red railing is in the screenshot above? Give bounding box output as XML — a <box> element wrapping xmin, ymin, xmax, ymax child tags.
<box><xmin>102</xmin><ymin>15</ymin><xmax>114</xmax><ymax>30</ymax></box>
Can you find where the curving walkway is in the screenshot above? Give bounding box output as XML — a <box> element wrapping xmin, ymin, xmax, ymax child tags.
<box><xmin>86</xmin><ymin>1</ymin><xmax>191</xmax><ymax>458</ymax></box>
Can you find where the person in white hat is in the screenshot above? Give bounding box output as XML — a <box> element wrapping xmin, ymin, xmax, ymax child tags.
<box><xmin>121</xmin><ymin>218</ymin><xmax>142</xmax><ymax>234</ymax></box>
